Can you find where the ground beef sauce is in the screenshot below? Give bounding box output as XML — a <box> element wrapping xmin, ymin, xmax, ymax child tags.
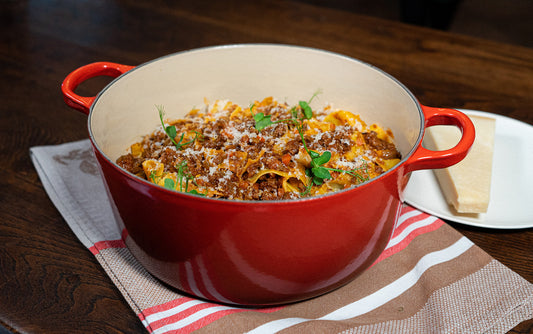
<box><xmin>116</xmin><ymin>97</ymin><xmax>401</xmax><ymax>200</ymax></box>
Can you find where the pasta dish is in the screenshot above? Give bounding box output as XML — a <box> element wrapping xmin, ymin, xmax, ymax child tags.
<box><xmin>116</xmin><ymin>96</ymin><xmax>401</xmax><ymax>200</ymax></box>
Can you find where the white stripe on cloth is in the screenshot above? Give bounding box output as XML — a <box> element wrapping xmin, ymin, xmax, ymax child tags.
<box><xmin>245</xmin><ymin>236</ymin><xmax>474</xmax><ymax>334</ymax></box>
<box><xmin>394</xmin><ymin>208</ymin><xmax>423</xmax><ymax>230</ymax></box>
<box><xmin>386</xmin><ymin>215</ymin><xmax>439</xmax><ymax>249</ymax></box>
<box><xmin>152</xmin><ymin>305</ymin><xmax>237</xmax><ymax>334</ymax></box>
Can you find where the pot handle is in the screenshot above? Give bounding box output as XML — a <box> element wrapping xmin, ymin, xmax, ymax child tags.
<box><xmin>61</xmin><ymin>62</ymin><xmax>135</xmax><ymax>115</ymax></box>
<box><xmin>403</xmin><ymin>106</ymin><xmax>475</xmax><ymax>173</ymax></box>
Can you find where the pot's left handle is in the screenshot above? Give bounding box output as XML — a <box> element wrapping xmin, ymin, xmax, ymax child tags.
<box><xmin>61</xmin><ymin>62</ymin><xmax>135</xmax><ymax>115</ymax></box>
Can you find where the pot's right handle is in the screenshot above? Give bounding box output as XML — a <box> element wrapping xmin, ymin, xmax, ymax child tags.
<box><xmin>403</xmin><ymin>106</ymin><xmax>475</xmax><ymax>173</ymax></box>
<box><xmin>61</xmin><ymin>62</ymin><xmax>135</xmax><ymax>115</ymax></box>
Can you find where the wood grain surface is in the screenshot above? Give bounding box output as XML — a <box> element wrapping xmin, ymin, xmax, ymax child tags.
<box><xmin>0</xmin><ymin>0</ymin><xmax>531</xmax><ymax>333</ymax></box>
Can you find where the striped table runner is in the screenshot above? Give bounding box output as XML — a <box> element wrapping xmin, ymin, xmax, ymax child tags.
<box><xmin>31</xmin><ymin>139</ymin><xmax>533</xmax><ymax>334</ymax></box>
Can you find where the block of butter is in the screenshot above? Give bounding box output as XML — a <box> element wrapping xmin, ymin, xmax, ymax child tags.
<box><xmin>424</xmin><ymin>115</ymin><xmax>496</xmax><ymax>213</ymax></box>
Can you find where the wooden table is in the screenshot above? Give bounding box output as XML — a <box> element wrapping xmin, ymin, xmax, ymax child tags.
<box><xmin>1</xmin><ymin>0</ymin><xmax>531</xmax><ymax>332</ymax></box>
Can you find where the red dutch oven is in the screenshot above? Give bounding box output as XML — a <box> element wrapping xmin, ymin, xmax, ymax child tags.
<box><xmin>62</xmin><ymin>44</ymin><xmax>474</xmax><ymax>306</ymax></box>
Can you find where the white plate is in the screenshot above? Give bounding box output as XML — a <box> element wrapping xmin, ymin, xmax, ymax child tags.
<box><xmin>404</xmin><ymin>110</ymin><xmax>533</xmax><ymax>229</ymax></box>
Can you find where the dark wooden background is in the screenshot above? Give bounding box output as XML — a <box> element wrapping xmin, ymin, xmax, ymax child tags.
<box><xmin>1</xmin><ymin>0</ymin><xmax>531</xmax><ymax>333</ymax></box>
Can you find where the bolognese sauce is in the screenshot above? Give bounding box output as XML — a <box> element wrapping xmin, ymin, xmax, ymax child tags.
<box><xmin>116</xmin><ymin>96</ymin><xmax>401</xmax><ymax>200</ymax></box>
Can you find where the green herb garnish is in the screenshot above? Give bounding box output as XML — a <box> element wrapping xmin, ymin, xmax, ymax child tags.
<box><xmin>152</xmin><ymin>104</ymin><xmax>205</xmax><ymax>196</ymax></box>
<box><xmin>160</xmin><ymin>160</ymin><xmax>206</xmax><ymax>196</ymax></box>
<box><xmin>157</xmin><ymin>105</ymin><xmax>198</xmax><ymax>150</ymax></box>
<box><xmin>252</xmin><ymin>91</ymin><xmax>369</xmax><ymax>196</ymax></box>
<box><xmin>149</xmin><ymin>170</ymin><xmax>160</xmax><ymax>183</ymax></box>
<box><xmin>163</xmin><ymin>178</ymin><xmax>176</xmax><ymax>190</ymax></box>
<box><xmin>253</xmin><ymin>112</ymin><xmax>274</xmax><ymax>131</ymax></box>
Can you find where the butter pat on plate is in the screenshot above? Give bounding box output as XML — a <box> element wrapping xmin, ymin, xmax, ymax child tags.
<box><xmin>424</xmin><ymin>115</ymin><xmax>496</xmax><ymax>213</ymax></box>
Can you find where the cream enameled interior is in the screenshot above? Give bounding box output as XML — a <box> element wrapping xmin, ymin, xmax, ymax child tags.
<box><xmin>89</xmin><ymin>44</ymin><xmax>423</xmax><ymax>164</ymax></box>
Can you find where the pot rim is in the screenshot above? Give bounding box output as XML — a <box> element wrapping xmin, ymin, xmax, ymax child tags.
<box><xmin>87</xmin><ymin>43</ymin><xmax>424</xmax><ymax>205</ymax></box>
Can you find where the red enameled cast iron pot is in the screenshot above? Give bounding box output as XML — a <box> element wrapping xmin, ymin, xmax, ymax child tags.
<box><xmin>62</xmin><ymin>44</ymin><xmax>474</xmax><ymax>306</ymax></box>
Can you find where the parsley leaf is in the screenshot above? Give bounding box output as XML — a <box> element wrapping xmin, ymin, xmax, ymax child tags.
<box><xmin>311</xmin><ymin>166</ymin><xmax>331</xmax><ymax>180</ymax></box>
<box><xmin>299</xmin><ymin>101</ymin><xmax>313</xmax><ymax>119</ymax></box>
<box><xmin>253</xmin><ymin>112</ymin><xmax>274</xmax><ymax>131</ymax></box>
<box><xmin>164</xmin><ymin>178</ymin><xmax>176</xmax><ymax>190</ymax></box>
<box><xmin>310</xmin><ymin>151</ymin><xmax>331</xmax><ymax>168</ymax></box>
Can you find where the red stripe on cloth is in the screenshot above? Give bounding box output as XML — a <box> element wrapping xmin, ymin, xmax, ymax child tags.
<box><xmin>372</xmin><ymin>217</ymin><xmax>444</xmax><ymax>266</ymax></box>
<box><xmin>142</xmin><ymin>297</ymin><xmax>197</xmax><ymax>317</ymax></box>
<box><xmin>88</xmin><ymin>228</ymin><xmax>129</xmax><ymax>255</ymax></box>
<box><xmin>165</xmin><ymin>308</ymin><xmax>276</xmax><ymax>334</ymax></box>
<box><xmin>400</xmin><ymin>204</ymin><xmax>418</xmax><ymax>215</ymax></box>
<box><xmin>142</xmin><ymin>296</ymin><xmax>281</xmax><ymax>319</ymax></box>
<box><xmin>392</xmin><ymin>207</ymin><xmax>434</xmax><ymax>238</ymax></box>
<box><xmin>88</xmin><ymin>239</ymin><xmax>126</xmax><ymax>255</ymax></box>
<box><xmin>149</xmin><ymin>302</ymin><xmax>216</xmax><ymax>331</ymax></box>
<box><xmin>141</xmin><ymin>298</ymin><xmax>281</xmax><ymax>333</ymax></box>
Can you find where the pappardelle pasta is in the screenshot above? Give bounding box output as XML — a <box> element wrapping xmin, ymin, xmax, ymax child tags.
<box><xmin>116</xmin><ymin>96</ymin><xmax>401</xmax><ymax>200</ymax></box>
